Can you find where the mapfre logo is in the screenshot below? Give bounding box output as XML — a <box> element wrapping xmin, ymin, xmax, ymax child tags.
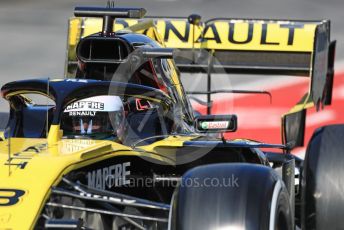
<box><xmin>0</xmin><ymin>189</ymin><xmax>25</xmax><ymax>206</ymax></box>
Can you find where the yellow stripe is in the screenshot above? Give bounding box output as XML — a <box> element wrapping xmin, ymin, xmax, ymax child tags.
<box><xmin>68</xmin><ymin>18</ymin><xmax>318</xmax><ymax>52</ymax></box>
<box><xmin>68</xmin><ymin>18</ymin><xmax>82</xmax><ymax>46</ymax></box>
<box><xmin>201</xmin><ymin>21</ymin><xmax>317</xmax><ymax>51</ymax></box>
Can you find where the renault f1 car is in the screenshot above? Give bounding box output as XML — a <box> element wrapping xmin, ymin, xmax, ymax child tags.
<box><xmin>0</xmin><ymin>5</ymin><xmax>342</xmax><ymax>230</ymax></box>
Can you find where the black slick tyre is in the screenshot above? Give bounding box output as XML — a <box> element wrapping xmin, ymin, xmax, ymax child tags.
<box><xmin>169</xmin><ymin>163</ymin><xmax>293</xmax><ymax>230</ymax></box>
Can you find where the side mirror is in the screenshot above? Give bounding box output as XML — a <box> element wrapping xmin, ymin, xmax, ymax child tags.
<box><xmin>195</xmin><ymin>115</ymin><xmax>237</xmax><ymax>133</ymax></box>
<box><xmin>282</xmin><ymin>109</ymin><xmax>306</xmax><ymax>149</ymax></box>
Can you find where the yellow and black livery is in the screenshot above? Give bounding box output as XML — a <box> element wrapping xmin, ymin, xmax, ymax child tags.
<box><xmin>0</xmin><ymin>5</ymin><xmax>338</xmax><ymax>230</ymax></box>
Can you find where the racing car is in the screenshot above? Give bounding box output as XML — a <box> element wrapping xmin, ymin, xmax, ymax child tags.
<box><xmin>0</xmin><ymin>4</ymin><xmax>342</xmax><ymax>230</ymax></box>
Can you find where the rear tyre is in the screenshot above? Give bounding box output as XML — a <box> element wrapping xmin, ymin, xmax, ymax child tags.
<box><xmin>169</xmin><ymin>163</ymin><xmax>293</xmax><ymax>230</ymax></box>
<box><xmin>302</xmin><ymin>125</ymin><xmax>344</xmax><ymax>229</ymax></box>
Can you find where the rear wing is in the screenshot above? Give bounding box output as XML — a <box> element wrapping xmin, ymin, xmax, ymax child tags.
<box><xmin>66</xmin><ymin>16</ymin><xmax>336</xmax><ymax>150</ymax></box>
<box><xmin>66</xmin><ymin>17</ymin><xmax>325</xmax><ymax>74</ymax></box>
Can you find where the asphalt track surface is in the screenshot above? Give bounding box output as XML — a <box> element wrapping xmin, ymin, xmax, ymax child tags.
<box><xmin>0</xmin><ymin>0</ymin><xmax>344</xmax><ymax>154</ymax></box>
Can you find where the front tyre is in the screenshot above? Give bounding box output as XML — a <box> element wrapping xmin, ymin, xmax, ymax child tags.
<box><xmin>169</xmin><ymin>163</ymin><xmax>293</xmax><ymax>230</ymax></box>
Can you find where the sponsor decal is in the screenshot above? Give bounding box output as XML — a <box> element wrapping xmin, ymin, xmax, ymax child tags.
<box><xmin>135</xmin><ymin>99</ymin><xmax>152</xmax><ymax>111</ymax></box>
<box><xmin>60</xmin><ymin>139</ymin><xmax>97</xmax><ymax>153</ymax></box>
<box><xmin>5</xmin><ymin>144</ymin><xmax>47</xmax><ymax>169</ymax></box>
<box><xmin>68</xmin><ymin>111</ymin><xmax>97</xmax><ymax>117</ymax></box>
<box><xmin>201</xmin><ymin>121</ymin><xmax>229</xmax><ymax>130</ymax></box>
<box><xmin>71</xmin><ymin>18</ymin><xmax>317</xmax><ymax>52</ymax></box>
<box><xmin>64</xmin><ymin>95</ymin><xmax>123</xmax><ymax>114</ymax></box>
<box><xmin>78</xmin><ymin>192</ymin><xmax>135</xmax><ymax>204</ymax></box>
<box><xmin>65</xmin><ymin>101</ymin><xmax>104</xmax><ymax>112</ymax></box>
<box><xmin>87</xmin><ymin>162</ymin><xmax>131</xmax><ymax>190</ymax></box>
<box><xmin>65</xmin><ymin>79</ymin><xmax>88</xmax><ymax>83</ymax></box>
<box><xmin>0</xmin><ymin>213</ymin><xmax>11</xmax><ymax>224</ymax></box>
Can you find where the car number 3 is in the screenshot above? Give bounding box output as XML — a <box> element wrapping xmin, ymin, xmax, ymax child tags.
<box><xmin>0</xmin><ymin>189</ymin><xmax>25</xmax><ymax>206</ymax></box>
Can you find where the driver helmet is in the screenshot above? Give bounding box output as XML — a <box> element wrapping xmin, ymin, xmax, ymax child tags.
<box><xmin>61</xmin><ymin>95</ymin><xmax>124</xmax><ymax>139</ymax></box>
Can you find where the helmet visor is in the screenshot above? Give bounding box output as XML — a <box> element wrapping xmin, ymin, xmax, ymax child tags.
<box><xmin>61</xmin><ymin>95</ymin><xmax>124</xmax><ymax>138</ymax></box>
